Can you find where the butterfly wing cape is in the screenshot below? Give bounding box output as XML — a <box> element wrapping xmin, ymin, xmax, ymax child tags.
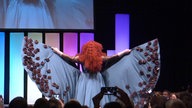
<box><xmin>101</xmin><ymin>38</ymin><xmax>160</xmax><ymax>107</ymax></box>
<box><xmin>21</xmin><ymin>37</ymin><xmax>80</xmax><ymax>102</ymax></box>
<box><xmin>22</xmin><ymin>37</ymin><xmax>160</xmax><ymax>107</ymax></box>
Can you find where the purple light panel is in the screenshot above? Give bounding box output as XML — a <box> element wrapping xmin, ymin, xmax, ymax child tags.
<box><xmin>63</xmin><ymin>33</ymin><xmax>78</xmax><ymax>56</ymax></box>
<box><xmin>79</xmin><ymin>33</ymin><xmax>94</xmax><ymax>52</ymax></box>
<box><xmin>115</xmin><ymin>14</ymin><xmax>130</xmax><ymax>53</ymax></box>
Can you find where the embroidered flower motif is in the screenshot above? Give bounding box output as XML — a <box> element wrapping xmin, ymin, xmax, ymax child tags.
<box><xmin>47</xmin><ymin>69</ymin><xmax>51</xmax><ymax>73</ymax></box>
<box><xmin>44</xmin><ymin>45</ymin><xmax>48</xmax><ymax>49</ymax></box>
<box><xmin>138</xmin><ymin>60</ymin><xmax>143</xmax><ymax>65</ymax></box>
<box><xmin>153</xmin><ymin>39</ymin><xmax>158</xmax><ymax>47</ymax></box>
<box><xmin>34</xmin><ymin>48</ymin><xmax>40</xmax><ymax>54</ymax></box>
<box><xmin>35</xmin><ymin>63</ymin><xmax>40</xmax><ymax>67</ymax></box>
<box><xmin>41</xmin><ymin>61</ymin><xmax>45</xmax><ymax>66</ymax></box>
<box><xmin>48</xmin><ymin>76</ymin><xmax>51</xmax><ymax>79</ymax></box>
<box><xmin>147</xmin><ymin>56</ymin><xmax>151</xmax><ymax>61</ymax></box>
<box><xmin>126</xmin><ymin>85</ymin><xmax>130</xmax><ymax>89</ymax></box>
<box><xmin>138</xmin><ymin>82</ymin><xmax>143</xmax><ymax>87</ymax></box>
<box><xmin>45</xmin><ymin>58</ymin><xmax>50</xmax><ymax>62</ymax></box>
<box><xmin>140</xmin><ymin>70</ymin><xmax>144</xmax><ymax>76</ymax></box>
<box><xmin>148</xmin><ymin>66</ymin><xmax>152</xmax><ymax>71</ymax></box>
<box><xmin>131</xmin><ymin>91</ymin><xmax>137</xmax><ymax>98</ymax></box>
<box><xmin>50</xmin><ymin>90</ymin><xmax>55</xmax><ymax>95</ymax></box>
<box><xmin>35</xmin><ymin>40</ymin><xmax>39</xmax><ymax>44</ymax></box>
<box><xmin>146</xmin><ymin>74</ymin><xmax>151</xmax><ymax>78</ymax></box>
<box><xmin>143</xmin><ymin>81</ymin><xmax>146</xmax><ymax>85</ymax></box>
<box><xmin>144</xmin><ymin>52</ymin><xmax>149</xmax><ymax>56</ymax></box>
<box><xmin>36</xmin><ymin>57</ymin><xmax>40</xmax><ymax>60</ymax></box>
<box><xmin>148</xmin><ymin>41</ymin><xmax>151</xmax><ymax>46</ymax></box>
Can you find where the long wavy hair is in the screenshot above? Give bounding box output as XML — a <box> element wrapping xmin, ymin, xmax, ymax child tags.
<box><xmin>77</xmin><ymin>41</ymin><xmax>106</xmax><ymax>73</ymax></box>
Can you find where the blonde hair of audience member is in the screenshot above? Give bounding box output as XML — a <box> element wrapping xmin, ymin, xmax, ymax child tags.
<box><xmin>154</xmin><ymin>91</ymin><xmax>162</xmax><ymax>96</ymax></box>
<box><xmin>170</xmin><ymin>93</ymin><xmax>177</xmax><ymax>100</ymax></box>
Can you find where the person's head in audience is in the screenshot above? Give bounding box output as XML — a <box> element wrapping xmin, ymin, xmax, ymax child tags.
<box><xmin>0</xmin><ymin>101</ymin><xmax>4</xmax><ymax>108</ymax></box>
<box><xmin>9</xmin><ymin>96</ymin><xmax>28</xmax><ymax>108</ymax></box>
<box><xmin>64</xmin><ymin>99</ymin><xmax>81</xmax><ymax>108</ymax></box>
<box><xmin>49</xmin><ymin>97</ymin><xmax>63</xmax><ymax>108</ymax></box>
<box><xmin>103</xmin><ymin>102</ymin><xmax>122</xmax><ymax>108</ymax></box>
<box><xmin>81</xmin><ymin>105</ymin><xmax>88</xmax><ymax>108</ymax></box>
<box><xmin>162</xmin><ymin>90</ymin><xmax>170</xmax><ymax>100</ymax></box>
<box><xmin>154</xmin><ymin>91</ymin><xmax>162</xmax><ymax>96</ymax></box>
<box><xmin>149</xmin><ymin>95</ymin><xmax>167</xmax><ymax>108</ymax></box>
<box><xmin>170</xmin><ymin>93</ymin><xmax>177</xmax><ymax>100</ymax></box>
<box><xmin>177</xmin><ymin>91</ymin><xmax>192</xmax><ymax>108</ymax></box>
<box><xmin>165</xmin><ymin>99</ymin><xmax>186</xmax><ymax>108</ymax></box>
<box><xmin>33</xmin><ymin>97</ymin><xmax>49</xmax><ymax>108</ymax></box>
<box><xmin>103</xmin><ymin>102</ymin><xmax>123</xmax><ymax>108</ymax></box>
<box><xmin>0</xmin><ymin>95</ymin><xmax>3</xmax><ymax>108</ymax></box>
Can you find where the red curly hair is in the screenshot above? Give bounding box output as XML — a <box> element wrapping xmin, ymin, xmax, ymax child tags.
<box><xmin>77</xmin><ymin>41</ymin><xmax>106</xmax><ymax>73</ymax></box>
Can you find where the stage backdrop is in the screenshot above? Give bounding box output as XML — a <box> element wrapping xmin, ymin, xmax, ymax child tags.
<box><xmin>0</xmin><ymin>13</ymin><xmax>129</xmax><ymax>104</ymax></box>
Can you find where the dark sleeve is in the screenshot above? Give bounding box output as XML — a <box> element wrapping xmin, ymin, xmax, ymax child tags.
<box><xmin>101</xmin><ymin>55</ymin><xmax>124</xmax><ymax>71</ymax></box>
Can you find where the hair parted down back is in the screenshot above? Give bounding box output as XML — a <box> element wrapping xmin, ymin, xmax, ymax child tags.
<box><xmin>77</xmin><ymin>41</ymin><xmax>106</xmax><ymax>73</ymax></box>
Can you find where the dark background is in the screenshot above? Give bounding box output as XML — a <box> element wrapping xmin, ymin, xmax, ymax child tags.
<box><xmin>94</xmin><ymin>0</ymin><xmax>192</xmax><ymax>92</ymax></box>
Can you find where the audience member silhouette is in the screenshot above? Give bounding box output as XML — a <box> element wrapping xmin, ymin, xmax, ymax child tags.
<box><xmin>165</xmin><ymin>99</ymin><xmax>186</xmax><ymax>108</ymax></box>
<box><xmin>33</xmin><ymin>97</ymin><xmax>49</xmax><ymax>108</ymax></box>
<box><xmin>9</xmin><ymin>96</ymin><xmax>28</xmax><ymax>108</ymax></box>
<box><xmin>64</xmin><ymin>99</ymin><xmax>82</xmax><ymax>108</ymax></box>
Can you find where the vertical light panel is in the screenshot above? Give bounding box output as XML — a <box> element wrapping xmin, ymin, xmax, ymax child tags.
<box><xmin>27</xmin><ymin>33</ymin><xmax>43</xmax><ymax>104</ymax></box>
<box><xmin>79</xmin><ymin>33</ymin><xmax>94</xmax><ymax>52</ymax></box>
<box><xmin>9</xmin><ymin>33</ymin><xmax>24</xmax><ymax>101</ymax></box>
<box><xmin>115</xmin><ymin>14</ymin><xmax>130</xmax><ymax>53</ymax></box>
<box><xmin>45</xmin><ymin>33</ymin><xmax>60</xmax><ymax>48</ymax></box>
<box><xmin>107</xmin><ymin>50</ymin><xmax>116</xmax><ymax>56</ymax></box>
<box><xmin>63</xmin><ymin>33</ymin><xmax>78</xmax><ymax>56</ymax></box>
<box><xmin>0</xmin><ymin>32</ymin><xmax>5</xmax><ymax>96</ymax></box>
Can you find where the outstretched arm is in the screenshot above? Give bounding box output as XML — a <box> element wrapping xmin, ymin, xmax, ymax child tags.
<box><xmin>52</xmin><ymin>47</ymin><xmax>78</xmax><ymax>63</ymax></box>
<box><xmin>103</xmin><ymin>49</ymin><xmax>131</xmax><ymax>61</ymax></box>
<box><xmin>117</xmin><ymin>49</ymin><xmax>131</xmax><ymax>58</ymax></box>
<box><xmin>102</xmin><ymin>49</ymin><xmax>131</xmax><ymax>71</ymax></box>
